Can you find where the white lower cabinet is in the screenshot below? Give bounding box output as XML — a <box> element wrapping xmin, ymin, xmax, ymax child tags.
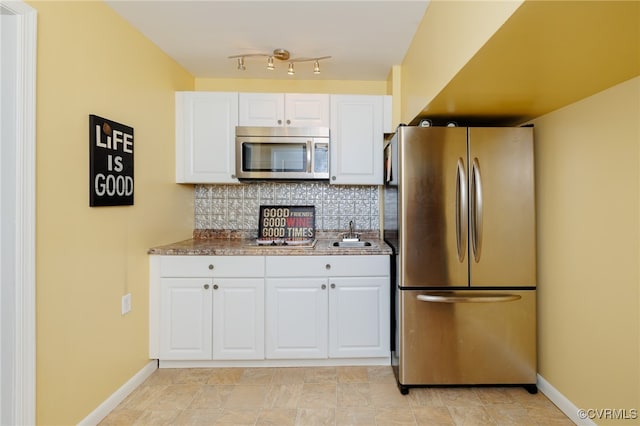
<box><xmin>160</xmin><ymin>277</ymin><xmax>213</xmax><ymax>360</ymax></box>
<box><xmin>212</xmin><ymin>278</ymin><xmax>264</xmax><ymax>360</ymax></box>
<box><xmin>329</xmin><ymin>276</ymin><xmax>390</xmax><ymax>358</ymax></box>
<box><xmin>265</xmin><ymin>278</ymin><xmax>328</xmax><ymax>359</ymax></box>
<box><xmin>151</xmin><ymin>254</ymin><xmax>389</xmax><ymax>364</ymax></box>
<box><xmin>154</xmin><ymin>256</ymin><xmax>264</xmax><ymax>361</ymax></box>
<box><xmin>265</xmin><ymin>256</ymin><xmax>390</xmax><ymax>360</ymax></box>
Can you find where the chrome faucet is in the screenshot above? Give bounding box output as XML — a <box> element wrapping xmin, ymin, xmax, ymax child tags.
<box><xmin>343</xmin><ymin>220</ymin><xmax>359</xmax><ymax>241</ymax></box>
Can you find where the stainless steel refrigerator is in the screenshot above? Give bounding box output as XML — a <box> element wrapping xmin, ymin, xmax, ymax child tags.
<box><xmin>383</xmin><ymin>126</ymin><xmax>537</xmax><ymax>395</ymax></box>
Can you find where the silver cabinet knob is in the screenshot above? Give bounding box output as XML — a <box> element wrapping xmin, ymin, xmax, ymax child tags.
<box><xmin>213</xmin><ymin>284</ymin><xmax>219</xmax><ymax>290</ymax></box>
<box><xmin>277</xmin><ymin>119</ymin><xmax>282</xmax><ymax>125</ymax></box>
<box><xmin>204</xmin><ymin>284</ymin><xmax>210</xmax><ymax>290</ymax></box>
<box><xmin>331</xmin><ymin>283</ymin><xmax>336</xmax><ymax>289</ymax></box>
<box><xmin>286</xmin><ymin>119</ymin><xmax>291</xmax><ymax>125</ymax></box>
<box><xmin>231</xmin><ymin>174</ymin><xmax>236</xmax><ymax>179</ymax></box>
<box><xmin>321</xmin><ymin>284</ymin><xmax>327</xmax><ymax>290</ymax></box>
<box><xmin>325</xmin><ymin>264</ymin><xmax>331</xmax><ymax>270</ymax></box>
<box><xmin>331</xmin><ymin>176</ymin><xmax>336</xmax><ymax>181</ymax></box>
<box><xmin>208</xmin><ymin>264</ymin><xmax>214</xmax><ymax>270</ymax></box>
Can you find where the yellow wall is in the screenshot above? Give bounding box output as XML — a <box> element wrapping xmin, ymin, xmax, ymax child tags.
<box><xmin>29</xmin><ymin>1</ymin><xmax>194</xmax><ymax>424</ymax></box>
<box><xmin>387</xmin><ymin>65</ymin><xmax>402</xmax><ymax>131</ymax></box>
<box><xmin>195</xmin><ymin>77</ymin><xmax>386</xmax><ymax>94</ymax></box>
<box><xmin>531</xmin><ymin>77</ymin><xmax>640</xmax><ymax>423</ymax></box>
<box><xmin>400</xmin><ymin>0</ymin><xmax>522</xmax><ymax>124</ymax></box>
<box><xmin>25</xmin><ymin>0</ymin><xmax>640</xmax><ymax>423</ymax></box>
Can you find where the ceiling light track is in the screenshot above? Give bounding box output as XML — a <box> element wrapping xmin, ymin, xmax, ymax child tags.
<box><xmin>228</xmin><ymin>48</ymin><xmax>331</xmax><ymax>76</ymax></box>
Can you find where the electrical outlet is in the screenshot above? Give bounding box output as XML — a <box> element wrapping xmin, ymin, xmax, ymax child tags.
<box><xmin>121</xmin><ymin>293</ymin><xmax>131</xmax><ymax>315</ymax></box>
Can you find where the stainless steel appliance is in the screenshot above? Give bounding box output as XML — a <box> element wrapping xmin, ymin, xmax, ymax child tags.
<box><xmin>383</xmin><ymin>126</ymin><xmax>537</xmax><ymax>395</ymax></box>
<box><xmin>235</xmin><ymin>126</ymin><xmax>329</xmax><ymax>180</ymax></box>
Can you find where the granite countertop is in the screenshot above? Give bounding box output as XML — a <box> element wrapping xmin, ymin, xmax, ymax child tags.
<box><xmin>148</xmin><ymin>230</ymin><xmax>392</xmax><ymax>256</ymax></box>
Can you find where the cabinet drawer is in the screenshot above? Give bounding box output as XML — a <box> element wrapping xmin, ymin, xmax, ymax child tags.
<box><xmin>160</xmin><ymin>256</ymin><xmax>264</xmax><ymax>277</ymax></box>
<box><xmin>266</xmin><ymin>255</ymin><xmax>389</xmax><ymax>277</ymax></box>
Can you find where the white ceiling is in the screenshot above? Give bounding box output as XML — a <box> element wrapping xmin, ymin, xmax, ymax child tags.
<box><xmin>105</xmin><ymin>0</ymin><xmax>430</xmax><ymax>81</ymax></box>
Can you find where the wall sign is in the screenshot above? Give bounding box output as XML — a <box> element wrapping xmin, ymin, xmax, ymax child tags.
<box><xmin>89</xmin><ymin>115</ymin><xmax>134</xmax><ymax>206</ymax></box>
<box><xmin>258</xmin><ymin>205</ymin><xmax>315</xmax><ymax>241</ymax></box>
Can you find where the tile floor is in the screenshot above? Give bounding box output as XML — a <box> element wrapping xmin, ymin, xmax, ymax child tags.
<box><xmin>99</xmin><ymin>366</ymin><xmax>573</xmax><ymax>425</ymax></box>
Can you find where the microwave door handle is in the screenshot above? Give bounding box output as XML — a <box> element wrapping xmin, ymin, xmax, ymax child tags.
<box><xmin>306</xmin><ymin>140</ymin><xmax>312</xmax><ymax>173</ymax></box>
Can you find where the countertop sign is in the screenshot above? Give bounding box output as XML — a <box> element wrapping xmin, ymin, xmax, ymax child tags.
<box><xmin>89</xmin><ymin>115</ymin><xmax>134</xmax><ymax>206</ymax></box>
<box><xmin>258</xmin><ymin>205</ymin><xmax>315</xmax><ymax>241</ymax></box>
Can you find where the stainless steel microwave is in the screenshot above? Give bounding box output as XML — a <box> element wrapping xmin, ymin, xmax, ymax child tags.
<box><xmin>235</xmin><ymin>126</ymin><xmax>330</xmax><ymax>180</ymax></box>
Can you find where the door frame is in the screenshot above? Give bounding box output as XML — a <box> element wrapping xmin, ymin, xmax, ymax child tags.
<box><xmin>0</xmin><ymin>1</ymin><xmax>37</xmax><ymax>424</ymax></box>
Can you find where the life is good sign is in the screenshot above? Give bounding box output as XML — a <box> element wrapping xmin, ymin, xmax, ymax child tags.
<box><xmin>89</xmin><ymin>115</ymin><xmax>134</xmax><ymax>206</ymax></box>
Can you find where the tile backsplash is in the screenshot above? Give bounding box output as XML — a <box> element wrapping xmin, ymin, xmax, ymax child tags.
<box><xmin>194</xmin><ymin>182</ymin><xmax>379</xmax><ymax>232</ymax></box>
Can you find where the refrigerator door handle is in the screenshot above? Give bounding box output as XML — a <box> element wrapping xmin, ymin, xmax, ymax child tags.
<box><xmin>417</xmin><ymin>293</ymin><xmax>522</xmax><ymax>303</ymax></box>
<box><xmin>470</xmin><ymin>158</ymin><xmax>484</xmax><ymax>262</ymax></box>
<box><xmin>455</xmin><ymin>158</ymin><xmax>468</xmax><ymax>262</ymax></box>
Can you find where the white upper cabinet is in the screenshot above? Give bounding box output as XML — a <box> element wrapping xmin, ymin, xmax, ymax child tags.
<box><xmin>330</xmin><ymin>95</ymin><xmax>391</xmax><ymax>185</ymax></box>
<box><xmin>175</xmin><ymin>91</ymin><xmax>391</xmax><ymax>184</ymax></box>
<box><xmin>239</xmin><ymin>93</ymin><xmax>330</xmax><ymax>127</ymax></box>
<box><xmin>175</xmin><ymin>92</ymin><xmax>239</xmax><ymax>184</ymax></box>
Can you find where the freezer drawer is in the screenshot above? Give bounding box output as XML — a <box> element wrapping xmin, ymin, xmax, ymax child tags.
<box><xmin>396</xmin><ymin>289</ymin><xmax>536</xmax><ymax>388</ymax></box>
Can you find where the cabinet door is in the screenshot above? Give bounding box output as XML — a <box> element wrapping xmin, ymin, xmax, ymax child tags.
<box><xmin>265</xmin><ymin>278</ymin><xmax>328</xmax><ymax>359</ymax></box>
<box><xmin>212</xmin><ymin>278</ymin><xmax>265</xmax><ymax>360</ymax></box>
<box><xmin>160</xmin><ymin>278</ymin><xmax>212</xmax><ymax>360</ymax></box>
<box><xmin>175</xmin><ymin>92</ymin><xmax>239</xmax><ymax>183</ymax></box>
<box><xmin>239</xmin><ymin>93</ymin><xmax>284</xmax><ymax>127</ymax></box>
<box><xmin>330</xmin><ymin>95</ymin><xmax>384</xmax><ymax>185</ymax></box>
<box><xmin>285</xmin><ymin>94</ymin><xmax>330</xmax><ymax>127</ymax></box>
<box><xmin>329</xmin><ymin>277</ymin><xmax>390</xmax><ymax>358</ymax></box>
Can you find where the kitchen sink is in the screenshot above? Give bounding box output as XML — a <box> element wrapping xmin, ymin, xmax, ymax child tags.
<box><xmin>332</xmin><ymin>241</ymin><xmax>372</xmax><ymax>248</ymax></box>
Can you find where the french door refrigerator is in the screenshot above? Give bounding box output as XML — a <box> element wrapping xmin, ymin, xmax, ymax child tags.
<box><xmin>383</xmin><ymin>125</ymin><xmax>537</xmax><ymax>395</ymax></box>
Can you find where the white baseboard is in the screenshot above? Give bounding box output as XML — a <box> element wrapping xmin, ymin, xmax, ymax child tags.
<box><xmin>77</xmin><ymin>360</ymin><xmax>158</xmax><ymax>426</ymax></box>
<box><xmin>538</xmin><ymin>374</ymin><xmax>595</xmax><ymax>426</ymax></box>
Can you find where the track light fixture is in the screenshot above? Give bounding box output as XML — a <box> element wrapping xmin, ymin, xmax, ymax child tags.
<box><xmin>228</xmin><ymin>49</ymin><xmax>330</xmax><ymax>76</ymax></box>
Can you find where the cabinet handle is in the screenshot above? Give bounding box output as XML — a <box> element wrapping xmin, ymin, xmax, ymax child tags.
<box><xmin>213</xmin><ymin>284</ymin><xmax>219</xmax><ymax>290</ymax></box>
<box><xmin>208</xmin><ymin>264</ymin><xmax>214</xmax><ymax>270</ymax></box>
<box><xmin>203</xmin><ymin>284</ymin><xmax>210</xmax><ymax>290</ymax></box>
<box><xmin>331</xmin><ymin>283</ymin><xmax>336</xmax><ymax>289</ymax></box>
<box><xmin>277</xmin><ymin>119</ymin><xmax>282</xmax><ymax>125</ymax></box>
<box><xmin>286</xmin><ymin>119</ymin><xmax>291</xmax><ymax>125</ymax></box>
<box><xmin>231</xmin><ymin>174</ymin><xmax>236</xmax><ymax>179</ymax></box>
<box><xmin>321</xmin><ymin>284</ymin><xmax>327</xmax><ymax>290</ymax></box>
<box><xmin>325</xmin><ymin>264</ymin><xmax>331</xmax><ymax>270</ymax></box>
